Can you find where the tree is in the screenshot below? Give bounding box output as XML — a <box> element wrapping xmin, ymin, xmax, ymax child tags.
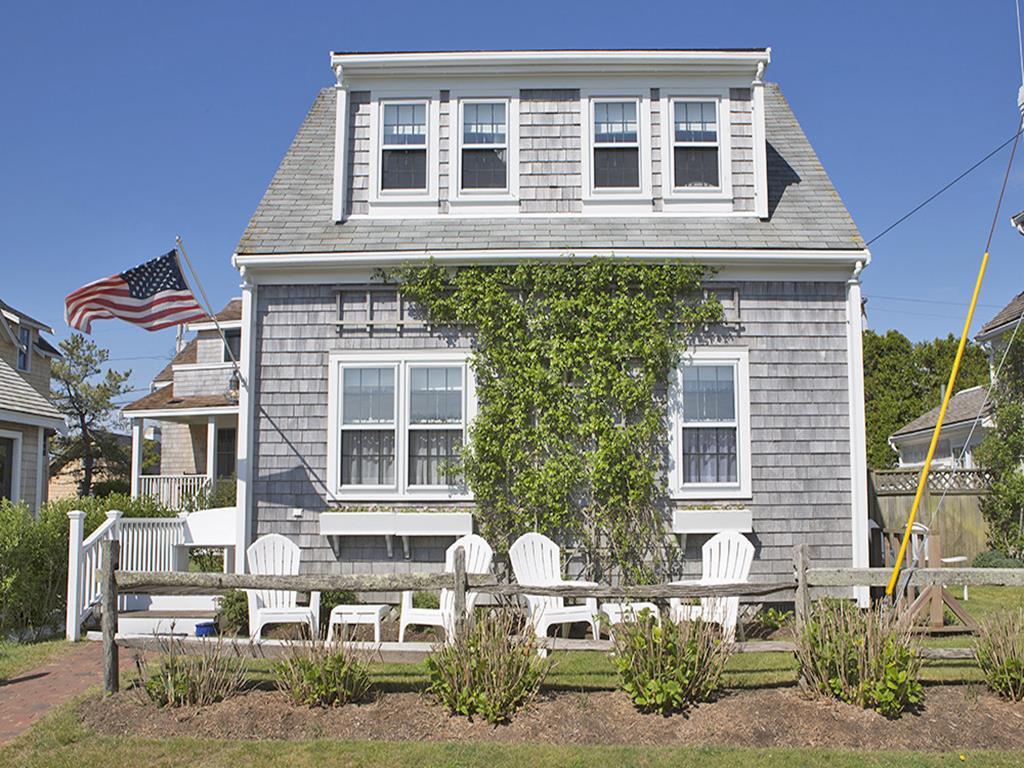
<box><xmin>862</xmin><ymin>330</ymin><xmax>989</xmax><ymax>469</ymax></box>
<box><xmin>50</xmin><ymin>334</ymin><xmax>133</xmax><ymax>496</ymax></box>
<box><xmin>976</xmin><ymin>336</ymin><xmax>1024</xmax><ymax>558</ymax></box>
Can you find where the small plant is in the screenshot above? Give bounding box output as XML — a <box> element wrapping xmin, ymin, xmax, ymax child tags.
<box><xmin>275</xmin><ymin>639</ymin><xmax>372</xmax><ymax>707</ymax></box>
<box><xmin>426</xmin><ymin>609</ymin><xmax>551</xmax><ymax>724</ymax></box>
<box><xmin>747</xmin><ymin>606</ymin><xmax>793</xmax><ymax>639</ymax></box>
<box><xmin>218</xmin><ymin>590</ymin><xmax>249</xmax><ymax>636</ymax></box>
<box><xmin>972</xmin><ymin>550</ymin><xmax>1024</xmax><ymax>569</ymax></box>
<box><xmin>412</xmin><ymin>591</ymin><xmax>440</xmax><ymax>610</ymax></box>
<box><xmin>612</xmin><ymin>613</ymin><xmax>732</xmax><ymax>715</ymax></box>
<box><xmin>134</xmin><ymin>634</ymin><xmax>247</xmax><ymax>707</ymax></box>
<box><xmin>975</xmin><ymin>609</ymin><xmax>1024</xmax><ymax>701</ymax></box>
<box><xmin>795</xmin><ymin>600</ymin><xmax>923</xmax><ymax>719</ymax></box>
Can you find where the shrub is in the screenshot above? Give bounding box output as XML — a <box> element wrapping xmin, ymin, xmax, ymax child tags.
<box><xmin>747</xmin><ymin>606</ymin><xmax>793</xmax><ymax>639</ymax></box>
<box><xmin>275</xmin><ymin>640</ymin><xmax>372</xmax><ymax>707</ymax></box>
<box><xmin>181</xmin><ymin>477</ymin><xmax>237</xmax><ymax>512</ymax></box>
<box><xmin>612</xmin><ymin>613</ymin><xmax>732</xmax><ymax>715</ymax></box>
<box><xmin>426</xmin><ymin>609</ymin><xmax>551</xmax><ymax>724</ymax></box>
<box><xmin>795</xmin><ymin>600</ymin><xmax>923</xmax><ymax>718</ymax></box>
<box><xmin>135</xmin><ymin>635</ymin><xmax>246</xmax><ymax>707</ymax></box>
<box><xmin>218</xmin><ymin>590</ymin><xmax>249</xmax><ymax>636</ymax></box>
<box><xmin>972</xmin><ymin>550</ymin><xmax>1024</xmax><ymax>569</ymax></box>
<box><xmin>975</xmin><ymin>609</ymin><xmax>1024</xmax><ymax>701</ymax></box>
<box><xmin>412</xmin><ymin>591</ymin><xmax>440</xmax><ymax>610</ymax></box>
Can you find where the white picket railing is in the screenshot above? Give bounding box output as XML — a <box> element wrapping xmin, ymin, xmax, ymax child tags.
<box><xmin>137</xmin><ymin>474</ymin><xmax>212</xmax><ymax>509</ymax></box>
<box><xmin>119</xmin><ymin>518</ymin><xmax>187</xmax><ymax>573</ymax></box>
<box><xmin>65</xmin><ymin>510</ymin><xmax>121</xmax><ymax>642</ymax></box>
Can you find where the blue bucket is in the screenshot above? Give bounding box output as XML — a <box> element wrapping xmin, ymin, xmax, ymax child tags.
<box><xmin>195</xmin><ymin>621</ymin><xmax>217</xmax><ymax>637</ymax></box>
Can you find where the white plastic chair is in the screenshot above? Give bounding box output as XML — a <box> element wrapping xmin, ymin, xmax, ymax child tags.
<box><xmin>509</xmin><ymin>532</ymin><xmax>601</xmax><ymax>640</ymax></box>
<box><xmin>246</xmin><ymin>534</ymin><xmax>319</xmax><ymax>640</ymax></box>
<box><xmin>669</xmin><ymin>531</ymin><xmax>754</xmax><ymax>642</ymax></box>
<box><xmin>399</xmin><ymin>534</ymin><xmax>494</xmax><ymax>642</ymax></box>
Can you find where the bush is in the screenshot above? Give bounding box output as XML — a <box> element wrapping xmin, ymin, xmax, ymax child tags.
<box><xmin>612</xmin><ymin>613</ymin><xmax>732</xmax><ymax>715</ymax></box>
<box><xmin>181</xmin><ymin>477</ymin><xmax>237</xmax><ymax>512</ymax></box>
<box><xmin>972</xmin><ymin>550</ymin><xmax>1024</xmax><ymax>569</ymax></box>
<box><xmin>135</xmin><ymin>635</ymin><xmax>246</xmax><ymax>707</ymax></box>
<box><xmin>275</xmin><ymin>640</ymin><xmax>372</xmax><ymax>707</ymax></box>
<box><xmin>975</xmin><ymin>609</ymin><xmax>1024</xmax><ymax>701</ymax></box>
<box><xmin>412</xmin><ymin>591</ymin><xmax>440</xmax><ymax>610</ymax></box>
<box><xmin>747</xmin><ymin>606</ymin><xmax>793</xmax><ymax>639</ymax></box>
<box><xmin>795</xmin><ymin>600</ymin><xmax>923</xmax><ymax>719</ymax></box>
<box><xmin>218</xmin><ymin>590</ymin><xmax>249</xmax><ymax>636</ymax></box>
<box><xmin>426</xmin><ymin>609</ymin><xmax>551</xmax><ymax>724</ymax></box>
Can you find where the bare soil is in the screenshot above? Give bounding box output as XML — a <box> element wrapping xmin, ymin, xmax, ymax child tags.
<box><xmin>82</xmin><ymin>685</ymin><xmax>1024</xmax><ymax>751</ymax></box>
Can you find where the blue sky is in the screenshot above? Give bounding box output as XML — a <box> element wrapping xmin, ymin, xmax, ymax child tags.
<box><xmin>3</xmin><ymin>1</ymin><xmax>1024</xmax><ymax>405</ymax></box>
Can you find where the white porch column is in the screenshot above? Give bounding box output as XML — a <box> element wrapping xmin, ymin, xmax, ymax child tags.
<box><xmin>846</xmin><ymin>261</ymin><xmax>870</xmax><ymax>607</ymax></box>
<box><xmin>234</xmin><ymin>278</ymin><xmax>256</xmax><ymax>573</ymax></box>
<box><xmin>130</xmin><ymin>419</ymin><xmax>143</xmax><ymax>498</ymax></box>
<box><xmin>331</xmin><ymin>64</ymin><xmax>349</xmax><ymax>222</ymax></box>
<box><xmin>206</xmin><ymin>415</ymin><xmax>217</xmax><ymax>481</ymax></box>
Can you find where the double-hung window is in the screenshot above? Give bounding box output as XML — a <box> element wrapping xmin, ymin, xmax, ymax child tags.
<box><xmin>381</xmin><ymin>102</ymin><xmax>428</xmax><ymax>191</ymax></box>
<box><xmin>669</xmin><ymin>349</ymin><xmax>751</xmax><ymax>499</ymax></box>
<box><xmin>408</xmin><ymin>366</ymin><xmax>464</xmax><ymax>485</ymax></box>
<box><xmin>222</xmin><ymin>329</ymin><xmax>241</xmax><ymax>363</ymax></box>
<box><xmin>339</xmin><ymin>366</ymin><xmax>397</xmax><ymax>486</ymax></box>
<box><xmin>461</xmin><ymin>102</ymin><xmax>507</xmax><ymax>190</ymax></box>
<box><xmin>672</xmin><ymin>100</ymin><xmax>720</xmax><ymax>189</ymax></box>
<box><xmin>16</xmin><ymin>327</ymin><xmax>29</xmax><ymax>371</ymax></box>
<box><xmin>592</xmin><ymin>100</ymin><xmax>640</xmax><ymax>189</ymax></box>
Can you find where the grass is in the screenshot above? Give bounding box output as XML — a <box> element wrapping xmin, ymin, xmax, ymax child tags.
<box><xmin>2</xmin><ymin>699</ymin><xmax>1022</xmax><ymax>768</ymax></box>
<box><xmin>0</xmin><ymin>638</ymin><xmax>69</xmax><ymax>682</ymax></box>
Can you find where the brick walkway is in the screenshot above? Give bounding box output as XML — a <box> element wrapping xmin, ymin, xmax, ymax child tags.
<box><xmin>0</xmin><ymin>641</ymin><xmax>130</xmax><ymax>744</ymax></box>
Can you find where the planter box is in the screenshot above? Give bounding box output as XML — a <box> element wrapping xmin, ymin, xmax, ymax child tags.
<box><xmin>672</xmin><ymin>508</ymin><xmax>752</xmax><ymax>534</ymax></box>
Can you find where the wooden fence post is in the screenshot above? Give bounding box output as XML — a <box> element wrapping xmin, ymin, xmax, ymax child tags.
<box><xmin>101</xmin><ymin>539</ymin><xmax>120</xmax><ymax>695</ymax></box>
<box><xmin>793</xmin><ymin>544</ymin><xmax>810</xmax><ymax>628</ymax></box>
<box><xmin>452</xmin><ymin>546</ymin><xmax>467</xmax><ymax>636</ymax></box>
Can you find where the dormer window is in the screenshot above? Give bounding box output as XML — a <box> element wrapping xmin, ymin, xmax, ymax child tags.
<box><xmin>672</xmin><ymin>100</ymin><xmax>720</xmax><ymax>189</ymax></box>
<box><xmin>381</xmin><ymin>102</ymin><xmax>428</xmax><ymax>190</ymax></box>
<box><xmin>592</xmin><ymin>100</ymin><xmax>640</xmax><ymax>189</ymax></box>
<box><xmin>16</xmin><ymin>327</ymin><xmax>30</xmax><ymax>371</ymax></box>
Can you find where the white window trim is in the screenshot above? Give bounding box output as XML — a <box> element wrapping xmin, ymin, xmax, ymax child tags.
<box><xmin>667</xmin><ymin>347</ymin><xmax>752</xmax><ymax>500</ymax></box>
<box><xmin>368</xmin><ymin>95</ymin><xmax>440</xmax><ymax>210</ymax></box>
<box><xmin>327</xmin><ymin>349</ymin><xmax>476</xmax><ymax>502</ymax></box>
<box><xmin>16</xmin><ymin>327</ymin><xmax>31</xmax><ymax>372</ymax></box>
<box><xmin>0</xmin><ymin>428</ymin><xmax>23</xmax><ymax>504</ymax></box>
<box><xmin>660</xmin><ymin>90</ymin><xmax>734</xmax><ymax>210</ymax></box>
<box><xmin>450</xmin><ymin>94</ymin><xmax>519</xmax><ymax>210</ymax></box>
<box><xmin>580</xmin><ymin>91</ymin><xmax>652</xmax><ymax>210</ymax></box>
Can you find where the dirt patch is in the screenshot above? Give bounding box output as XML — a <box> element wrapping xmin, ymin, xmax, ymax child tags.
<box><xmin>82</xmin><ymin>685</ymin><xmax>1024</xmax><ymax>750</ymax></box>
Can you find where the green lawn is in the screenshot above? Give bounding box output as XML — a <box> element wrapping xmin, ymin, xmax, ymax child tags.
<box><xmin>0</xmin><ymin>639</ymin><xmax>69</xmax><ymax>682</ymax></box>
<box><xmin>2</xmin><ymin>701</ymin><xmax>1021</xmax><ymax>768</ymax></box>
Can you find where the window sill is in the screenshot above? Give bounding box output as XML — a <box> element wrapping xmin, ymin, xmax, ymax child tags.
<box><xmin>327</xmin><ymin>488</ymin><xmax>473</xmax><ymax>503</ymax></box>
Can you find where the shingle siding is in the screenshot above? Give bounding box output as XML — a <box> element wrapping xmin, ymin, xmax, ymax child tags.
<box><xmin>250</xmin><ymin>280</ymin><xmax>854</xmax><ymax>580</ymax></box>
<box><xmin>730</xmin><ymin>88</ymin><xmax>755</xmax><ymax>212</ymax></box>
<box><xmin>518</xmin><ymin>89</ymin><xmax>583</xmax><ymax>213</ymax></box>
<box><xmin>346</xmin><ymin>91</ymin><xmax>371</xmax><ymax>217</ymax></box>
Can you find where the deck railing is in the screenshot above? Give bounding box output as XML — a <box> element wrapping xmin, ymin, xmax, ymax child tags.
<box><xmin>871</xmin><ymin>468</ymin><xmax>994</xmax><ymax>495</ymax></box>
<box><xmin>137</xmin><ymin>474</ymin><xmax>212</xmax><ymax>509</ymax></box>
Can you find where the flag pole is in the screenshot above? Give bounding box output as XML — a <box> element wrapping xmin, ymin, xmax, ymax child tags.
<box><xmin>174</xmin><ymin>235</ymin><xmax>247</xmax><ymax>391</ymax></box>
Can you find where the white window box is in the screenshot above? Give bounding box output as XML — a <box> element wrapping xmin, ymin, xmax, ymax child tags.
<box><xmin>671</xmin><ymin>508</ymin><xmax>752</xmax><ymax>534</ymax></box>
<box><xmin>318</xmin><ymin>510</ymin><xmax>473</xmax><ymax>558</ymax></box>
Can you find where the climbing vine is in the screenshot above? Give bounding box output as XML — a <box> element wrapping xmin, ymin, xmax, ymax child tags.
<box><xmin>389</xmin><ymin>258</ymin><xmax>723</xmax><ymax>581</ymax></box>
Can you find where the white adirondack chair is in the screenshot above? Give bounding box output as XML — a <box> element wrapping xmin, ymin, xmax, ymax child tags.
<box><xmin>246</xmin><ymin>534</ymin><xmax>319</xmax><ymax>640</ymax></box>
<box><xmin>509</xmin><ymin>532</ymin><xmax>601</xmax><ymax>640</ymax></box>
<box><xmin>399</xmin><ymin>534</ymin><xmax>494</xmax><ymax>642</ymax></box>
<box><xmin>669</xmin><ymin>531</ymin><xmax>754</xmax><ymax>642</ymax></box>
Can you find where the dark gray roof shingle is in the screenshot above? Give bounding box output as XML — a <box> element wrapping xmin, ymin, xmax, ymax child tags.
<box><xmin>979</xmin><ymin>291</ymin><xmax>1024</xmax><ymax>337</ymax></box>
<box><xmin>236</xmin><ymin>83</ymin><xmax>863</xmax><ymax>256</ymax></box>
<box><xmin>891</xmin><ymin>386</ymin><xmax>990</xmax><ymax>438</ymax></box>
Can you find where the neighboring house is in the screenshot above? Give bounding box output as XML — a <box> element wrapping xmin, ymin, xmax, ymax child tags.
<box><xmin>48</xmin><ymin>427</ymin><xmax>159</xmax><ymax>499</ymax></box>
<box><xmin>0</xmin><ymin>299</ymin><xmax>64</xmax><ymax>512</ymax></box>
<box><xmin>199</xmin><ymin>47</ymin><xmax>875</xmax><ymax>585</ymax></box>
<box><xmin>122</xmin><ymin>299</ymin><xmax>241</xmax><ymax>508</ymax></box>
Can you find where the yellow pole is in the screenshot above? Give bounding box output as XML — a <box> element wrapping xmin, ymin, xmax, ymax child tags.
<box><xmin>885</xmin><ymin>250</ymin><xmax>990</xmax><ymax>595</ymax></box>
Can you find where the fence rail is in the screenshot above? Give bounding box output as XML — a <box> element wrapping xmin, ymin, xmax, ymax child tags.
<box><xmin>871</xmin><ymin>468</ymin><xmax>994</xmax><ymax>495</ymax></box>
<box><xmin>98</xmin><ymin>542</ymin><xmax>1024</xmax><ymax>694</ymax></box>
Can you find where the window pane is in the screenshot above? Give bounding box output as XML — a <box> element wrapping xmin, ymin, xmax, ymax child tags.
<box><xmin>408</xmin><ymin>429</ymin><xmax>462</xmax><ymax>485</ymax></box>
<box><xmin>223</xmin><ymin>330</ymin><xmax>241</xmax><ymax>362</ymax></box>
<box><xmin>594</xmin><ymin>147</ymin><xmax>639</xmax><ymax>188</ymax></box>
<box><xmin>674</xmin><ymin>101</ymin><xmax>718</xmax><ymax>143</ymax></box>
<box><xmin>410</xmin><ymin>366</ymin><xmax>462</xmax><ymax>424</ymax></box>
<box><xmin>0</xmin><ymin>437</ymin><xmax>13</xmax><ymax>500</ymax></box>
<box><xmin>16</xmin><ymin>328</ymin><xmax>28</xmax><ymax>370</ymax></box>
<box><xmin>682</xmin><ymin>427</ymin><xmax>737</xmax><ymax>484</ymax></box>
<box><xmin>381</xmin><ymin>149</ymin><xmax>427</xmax><ymax>190</ymax></box>
<box><xmin>674</xmin><ymin>147</ymin><xmax>719</xmax><ymax>188</ymax></box>
<box><xmin>462</xmin><ymin>148</ymin><xmax>507</xmax><ymax>189</ymax></box>
<box><xmin>341</xmin><ymin>430</ymin><xmax>395</xmax><ymax>485</ymax></box>
<box><xmin>216</xmin><ymin>428</ymin><xmax>237</xmax><ymax>479</ymax></box>
<box><xmin>342</xmin><ymin>368</ymin><xmax>394</xmax><ymax>424</ymax></box>
<box><xmin>594</xmin><ymin>101</ymin><xmax>637</xmax><ymax>143</ymax></box>
<box><xmin>463</xmin><ymin>102</ymin><xmax>506</xmax><ymax>145</ymax></box>
<box><xmin>682</xmin><ymin>365</ymin><xmax>735</xmax><ymax>422</ymax></box>
<box><xmin>383</xmin><ymin>103</ymin><xmax>426</xmax><ymax>146</ymax></box>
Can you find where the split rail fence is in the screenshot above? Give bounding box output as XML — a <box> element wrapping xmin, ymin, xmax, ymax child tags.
<box><xmin>97</xmin><ymin>540</ymin><xmax>1024</xmax><ymax>694</ymax></box>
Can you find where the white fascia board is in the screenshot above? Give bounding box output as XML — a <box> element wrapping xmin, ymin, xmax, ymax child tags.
<box><xmin>889</xmin><ymin>418</ymin><xmax>988</xmax><ymax>444</ymax></box>
<box><xmin>123</xmin><ymin>405</ymin><xmax>239</xmax><ymax>419</ymax></box>
<box><xmin>975</xmin><ymin>319</ymin><xmax>1022</xmax><ymax>343</ymax></box>
<box><xmin>185</xmin><ymin>319</ymin><xmax>243</xmax><ymax>332</ymax></box>
<box><xmin>0</xmin><ymin>408</ymin><xmax>66</xmax><ymax>433</ymax></box>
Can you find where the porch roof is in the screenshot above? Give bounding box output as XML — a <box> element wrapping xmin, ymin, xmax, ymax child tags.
<box><xmin>123</xmin><ymin>385</ymin><xmax>237</xmax><ymax>416</ymax></box>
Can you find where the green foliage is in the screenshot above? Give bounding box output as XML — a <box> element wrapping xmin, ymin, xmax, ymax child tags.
<box><xmin>795</xmin><ymin>600</ymin><xmax>923</xmax><ymax>719</ymax></box>
<box><xmin>0</xmin><ymin>494</ymin><xmax>174</xmax><ymax>637</ymax></box>
<box><xmin>181</xmin><ymin>476</ymin><xmax>237</xmax><ymax>512</ymax></box>
<box><xmin>274</xmin><ymin>640</ymin><xmax>372</xmax><ymax>707</ymax></box>
<box><xmin>975</xmin><ymin>608</ymin><xmax>1024</xmax><ymax>701</ymax></box>
<box><xmin>972</xmin><ymin>550</ymin><xmax>1024</xmax><ymax>568</ymax></box>
<box><xmin>49</xmin><ymin>333</ymin><xmax>134</xmax><ymax>496</ymax></box>
<box><xmin>426</xmin><ymin>610</ymin><xmax>552</xmax><ymax>724</ymax></box>
<box><xmin>412</xmin><ymin>591</ymin><xmax>440</xmax><ymax>610</ymax></box>
<box><xmin>862</xmin><ymin>330</ymin><xmax>989</xmax><ymax>469</ymax></box>
<box><xmin>611</xmin><ymin>613</ymin><xmax>732</xmax><ymax>715</ymax></box>
<box><xmin>217</xmin><ymin>590</ymin><xmax>249</xmax><ymax>636</ymax></box>
<box><xmin>747</xmin><ymin>606</ymin><xmax>793</xmax><ymax>638</ymax></box>
<box><xmin>136</xmin><ymin>635</ymin><xmax>246</xmax><ymax>707</ymax></box>
<box><xmin>392</xmin><ymin>258</ymin><xmax>722</xmax><ymax>580</ymax></box>
<box><xmin>976</xmin><ymin>337</ymin><xmax>1024</xmax><ymax>558</ymax></box>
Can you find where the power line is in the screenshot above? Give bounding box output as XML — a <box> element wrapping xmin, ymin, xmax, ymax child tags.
<box><xmin>865</xmin><ymin>294</ymin><xmax>1004</xmax><ymax>309</ymax></box>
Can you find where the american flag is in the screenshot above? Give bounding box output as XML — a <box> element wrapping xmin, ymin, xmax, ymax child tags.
<box><xmin>65</xmin><ymin>250</ymin><xmax>208</xmax><ymax>333</ymax></box>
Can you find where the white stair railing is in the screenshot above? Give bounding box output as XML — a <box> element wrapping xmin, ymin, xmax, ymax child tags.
<box><xmin>120</xmin><ymin>518</ymin><xmax>187</xmax><ymax>573</ymax></box>
<box><xmin>137</xmin><ymin>474</ymin><xmax>212</xmax><ymax>509</ymax></box>
<box><xmin>66</xmin><ymin>510</ymin><xmax>122</xmax><ymax>641</ymax></box>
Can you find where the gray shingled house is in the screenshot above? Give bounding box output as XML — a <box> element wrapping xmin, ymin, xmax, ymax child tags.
<box><xmin>224</xmin><ymin>49</ymin><xmax>871</xmax><ymax>585</ymax></box>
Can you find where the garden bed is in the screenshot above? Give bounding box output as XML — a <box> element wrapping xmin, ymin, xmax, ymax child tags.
<box><xmin>82</xmin><ymin>685</ymin><xmax>1024</xmax><ymax>751</ymax></box>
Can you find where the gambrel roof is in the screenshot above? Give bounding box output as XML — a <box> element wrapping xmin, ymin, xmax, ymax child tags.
<box><xmin>235</xmin><ymin>83</ymin><xmax>863</xmax><ymax>256</ymax></box>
